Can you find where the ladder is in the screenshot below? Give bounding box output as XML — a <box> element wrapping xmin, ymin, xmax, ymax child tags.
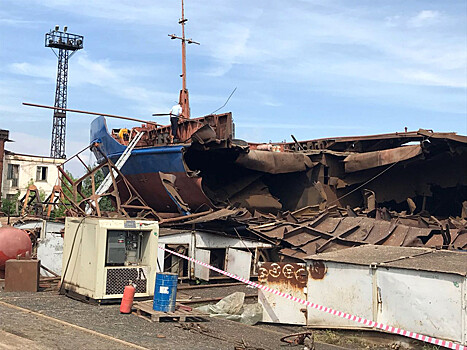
<box><xmin>86</xmin><ymin>131</ymin><xmax>144</xmax><ymax>214</ymax></box>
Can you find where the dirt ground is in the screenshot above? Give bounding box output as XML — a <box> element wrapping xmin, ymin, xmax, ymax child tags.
<box><xmin>0</xmin><ymin>285</ymin><xmax>439</xmax><ymax>350</ymax></box>
<box><xmin>0</xmin><ymin>289</ymin><xmax>343</xmax><ymax>350</ymax></box>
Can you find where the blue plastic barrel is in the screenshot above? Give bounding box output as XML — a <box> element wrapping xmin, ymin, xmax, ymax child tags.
<box><xmin>153</xmin><ymin>272</ymin><xmax>178</xmax><ymax>312</ymax></box>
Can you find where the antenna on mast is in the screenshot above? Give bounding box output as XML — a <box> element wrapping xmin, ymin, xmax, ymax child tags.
<box><xmin>168</xmin><ymin>0</ymin><xmax>200</xmax><ymax>119</ymax></box>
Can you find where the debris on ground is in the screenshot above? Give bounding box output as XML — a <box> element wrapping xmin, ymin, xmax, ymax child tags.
<box><xmin>281</xmin><ymin>331</ymin><xmax>315</xmax><ymax>350</ymax></box>
<box><xmin>196</xmin><ymin>292</ymin><xmax>263</xmax><ymax>325</ymax></box>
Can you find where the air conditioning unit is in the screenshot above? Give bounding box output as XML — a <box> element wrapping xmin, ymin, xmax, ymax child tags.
<box><xmin>61</xmin><ymin>217</ymin><xmax>159</xmax><ymax>303</ymax></box>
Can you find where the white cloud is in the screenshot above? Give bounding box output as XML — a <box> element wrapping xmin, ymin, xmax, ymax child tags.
<box><xmin>408</xmin><ymin>10</ymin><xmax>440</xmax><ymax>28</ymax></box>
<box><xmin>385</xmin><ymin>15</ymin><xmax>401</xmax><ymax>27</ymax></box>
<box><xmin>5</xmin><ymin>1</ymin><xmax>464</xmax><ymax>91</ymax></box>
<box><xmin>186</xmin><ymin>3</ymin><xmax>465</xmax><ymax>94</ymax></box>
<box><xmin>0</xmin><ymin>18</ymin><xmax>35</xmax><ymax>26</ymax></box>
<box><xmin>26</xmin><ymin>0</ymin><xmax>174</xmax><ymax>25</ymax></box>
<box><xmin>396</xmin><ymin>69</ymin><xmax>465</xmax><ymax>88</ymax></box>
<box><xmin>1</xmin><ymin>0</ymin><xmax>465</xmax><ymax>140</ymax></box>
<box><xmin>6</xmin><ymin>53</ymin><xmax>177</xmax><ymax>116</ymax></box>
<box><xmin>73</xmin><ymin>55</ymin><xmax>119</xmax><ymax>87</ymax></box>
<box><xmin>9</xmin><ymin>62</ymin><xmax>55</xmax><ymax>80</ymax></box>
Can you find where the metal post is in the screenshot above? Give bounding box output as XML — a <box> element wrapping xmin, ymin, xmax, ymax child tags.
<box><xmin>168</xmin><ymin>1</ymin><xmax>200</xmax><ymax>120</ymax></box>
<box><xmin>181</xmin><ymin>0</ymin><xmax>187</xmax><ymax>93</ymax></box>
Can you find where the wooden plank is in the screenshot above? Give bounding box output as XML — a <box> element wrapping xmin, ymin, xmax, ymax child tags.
<box><xmin>132</xmin><ymin>302</ymin><xmax>209</xmax><ymax>323</ymax></box>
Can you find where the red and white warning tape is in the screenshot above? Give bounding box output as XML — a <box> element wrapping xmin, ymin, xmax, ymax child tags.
<box><xmin>159</xmin><ymin>245</ymin><xmax>465</xmax><ymax>350</ymax></box>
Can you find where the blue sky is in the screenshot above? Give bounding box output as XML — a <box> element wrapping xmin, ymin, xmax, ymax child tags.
<box><xmin>0</xmin><ymin>0</ymin><xmax>466</xmax><ymax>174</ymax></box>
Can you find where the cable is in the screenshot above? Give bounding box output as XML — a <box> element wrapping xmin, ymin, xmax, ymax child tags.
<box><xmin>210</xmin><ymin>87</ymin><xmax>237</xmax><ymax>115</ymax></box>
<box><xmin>59</xmin><ymin>217</ymin><xmax>86</xmax><ymax>294</ymax></box>
<box><xmin>233</xmin><ymin>227</ymin><xmax>253</xmax><ymax>254</ymax></box>
<box><xmin>327</xmin><ymin>145</ymin><xmax>420</xmax><ymax>206</ymax></box>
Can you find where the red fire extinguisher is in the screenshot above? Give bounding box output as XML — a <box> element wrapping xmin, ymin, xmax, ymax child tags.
<box><xmin>120</xmin><ymin>280</ymin><xmax>136</xmax><ymax>314</ymax></box>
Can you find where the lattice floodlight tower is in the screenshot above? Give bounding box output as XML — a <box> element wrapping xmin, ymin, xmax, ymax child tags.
<box><xmin>45</xmin><ymin>25</ymin><xmax>83</xmax><ymax>159</ymax></box>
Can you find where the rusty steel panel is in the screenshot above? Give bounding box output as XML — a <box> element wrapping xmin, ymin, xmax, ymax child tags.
<box><xmin>258</xmin><ymin>262</ymin><xmax>307</xmax><ymax>325</ymax></box>
<box><xmin>134</xmin><ymin>112</ymin><xmax>233</xmax><ymax>147</ymax></box>
<box><xmin>182</xmin><ymin>208</ymin><xmax>240</xmax><ymax>224</ymax></box>
<box><xmin>382</xmin><ymin>225</ymin><xmax>410</xmax><ymax>246</ymax></box>
<box><xmin>452</xmin><ymin>233</ymin><xmax>467</xmax><ymax>249</ymax></box>
<box><xmin>344</xmin><ymin>145</ymin><xmax>422</xmax><ymax>173</ymax></box>
<box><xmin>259</xmin><ymin>262</ymin><xmax>308</xmax><ymax>288</ymax></box>
<box><xmin>250</xmin><ymin>223</ymin><xmax>297</xmax><ymax>240</ymax></box>
<box><xmin>235</xmin><ymin>151</ymin><xmax>313</xmax><ymax>174</ymax></box>
<box><xmin>309</xmin><ymin>260</ymin><xmax>327</xmax><ymax>280</ymax></box>
<box><xmin>279</xmin><ymin>248</ymin><xmax>310</xmax><ymax>260</ymax></box>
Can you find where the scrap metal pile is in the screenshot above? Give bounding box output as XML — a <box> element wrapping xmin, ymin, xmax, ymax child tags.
<box><xmin>146</xmin><ymin>125</ymin><xmax>465</xmax><ymax>258</ymax></box>
<box><xmin>184</xmin><ymin>127</ymin><xmax>467</xmax><ymax>217</ymax></box>
<box><xmin>161</xmin><ymin>204</ymin><xmax>467</xmax><ymax>260</ymax></box>
<box><xmin>20</xmin><ymin>122</ymin><xmax>465</xmax><ymax>261</ymax></box>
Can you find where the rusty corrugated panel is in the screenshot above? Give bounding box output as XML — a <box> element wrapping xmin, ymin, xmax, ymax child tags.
<box><xmin>250</xmin><ymin>223</ymin><xmax>297</xmax><ymax>240</ymax></box>
<box><xmin>425</xmin><ymin>234</ymin><xmax>444</xmax><ymax>247</ymax></box>
<box><xmin>451</xmin><ymin>231</ymin><xmax>467</xmax><ymax>249</ymax></box>
<box><xmin>283</xmin><ymin>231</ymin><xmax>317</xmax><ymax>247</ymax></box>
<box><xmin>278</xmin><ymin>248</ymin><xmax>310</xmax><ymax>260</ymax></box>
<box><xmin>252</xmin><ymin>215</ymin><xmax>450</xmax><ymax>256</ymax></box>
<box><xmin>299</xmin><ymin>239</ymin><xmax>322</xmax><ymax>255</ymax></box>
<box><xmin>382</xmin><ymin>225</ymin><xmax>410</xmax><ymax>246</ymax></box>
<box><xmin>401</xmin><ymin>226</ymin><xmax>433</xmax><ymax>246</ymax></box>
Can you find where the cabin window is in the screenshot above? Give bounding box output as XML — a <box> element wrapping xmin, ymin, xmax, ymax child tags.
<box><xmin>36</xmin><ymin>166</ymin><xmax>48</xmax><ymax>182</ymax></box>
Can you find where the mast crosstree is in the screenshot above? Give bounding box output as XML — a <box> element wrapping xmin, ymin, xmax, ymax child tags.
<box><xmin>168</xmin><ymin>0</ymin><xmax>200</xmax><ymax>119</ymax></box>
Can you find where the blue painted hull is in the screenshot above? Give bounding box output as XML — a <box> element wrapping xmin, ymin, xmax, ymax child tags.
<box><xmin>90</xmin><ymin>117</ymin><xmax>212</xmax><ymax>213</ymax></box>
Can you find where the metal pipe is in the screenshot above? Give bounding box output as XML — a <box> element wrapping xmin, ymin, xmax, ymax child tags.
<box><xmin>291</xmin><ymin>134</ymin><xmax>304</xmax><ymax>150</ymax></box>
<box><xmin>23</xmin><ymin>102</ymin><xmax>160</xmax><ymax>126</ymax></box>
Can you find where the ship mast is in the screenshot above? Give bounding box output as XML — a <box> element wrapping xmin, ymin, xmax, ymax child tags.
<box><xmin>169</xmin><ymin>0</ymin><xmax>200</xmax><ymax>119</ymax></box>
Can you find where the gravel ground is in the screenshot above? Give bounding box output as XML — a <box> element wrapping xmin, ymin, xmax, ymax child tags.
<box><xmin>177</xmin><ymin>283</ymin><xmax>258</xmax><ymax>302</ymax></box>
<box><xmin>0</xmin><ymin>289</ymin><xmax>344</xmax><ymax>350</ymax></box>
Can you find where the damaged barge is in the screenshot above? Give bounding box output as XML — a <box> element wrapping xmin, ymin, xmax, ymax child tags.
<box><xmin>90</xmin><ymin>115</ymin><xmax>467</xmax><ymax>219</ymax></box>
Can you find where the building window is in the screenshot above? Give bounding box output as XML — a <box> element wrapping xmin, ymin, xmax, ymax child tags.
<box><xmin>36</xmin><ymin>166</ymin><xmax>48</xmax><ymax>182</ymax></box>
<box><xmin>7</xmin><ymin>164</ymin><xmax>19</xmax><ymax>187</ymax></box>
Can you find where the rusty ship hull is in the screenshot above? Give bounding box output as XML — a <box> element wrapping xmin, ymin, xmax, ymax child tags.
<box><xmin>91</xmin><ymin>115</ymin><xmax>467</xmax><ymax>218</ymax></box>
<box><xmin>90</xmin><ymin>116</ymin><xmax>213</xmax><ymax>214</ymax></box>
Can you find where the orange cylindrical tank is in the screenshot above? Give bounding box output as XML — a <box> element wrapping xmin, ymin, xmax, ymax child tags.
<box><xmin>120</xmin><ymin>283</ymin><xmax>136</xmax><ymax>314</ymax></box>
<box><xmin>0</xmin><ymin>226</ymin><xmax>32</xmax><ymax>270</ymax></box>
